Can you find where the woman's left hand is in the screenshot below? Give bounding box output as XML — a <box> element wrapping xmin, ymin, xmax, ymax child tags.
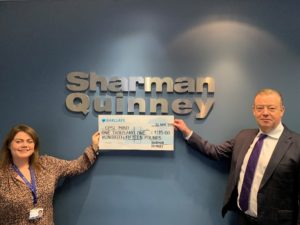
<box><xmin>91</xmin><ymin>131</ymin><xmax>100</xmax><ymax>151</ymax></box>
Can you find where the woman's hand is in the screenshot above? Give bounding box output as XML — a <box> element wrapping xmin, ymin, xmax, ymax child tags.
<box><xmin>91</xmin><ymin>131</ymin><xmax>100</xmax><ymax>151</ymax></box>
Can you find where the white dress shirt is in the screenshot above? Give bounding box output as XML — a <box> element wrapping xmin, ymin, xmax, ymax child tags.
<box><xmin>237</xmin><ymin>122</ymin><xmax>284</xmax><ymax>217</ymax></box>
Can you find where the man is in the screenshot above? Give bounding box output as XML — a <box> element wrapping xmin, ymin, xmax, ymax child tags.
<box><xmin>174</xmin><ymin>88</ymin><xmax>300</xmax><ymax>225</ymax></box>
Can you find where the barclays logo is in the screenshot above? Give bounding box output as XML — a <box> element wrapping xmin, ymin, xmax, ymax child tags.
<box><xmin>102</xmin><ymin>118</ymin><xmax>125</xmax><ymax>123</ymax></box>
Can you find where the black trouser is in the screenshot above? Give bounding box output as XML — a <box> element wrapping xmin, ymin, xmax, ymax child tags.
<box><xmin>237</xmin><ymin>211</ymin><xmax>258</xmax><ymax>225</ymax></box>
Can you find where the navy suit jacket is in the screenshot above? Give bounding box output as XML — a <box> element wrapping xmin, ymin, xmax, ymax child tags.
<box><xmin>187</xmin><ymin>126</ymin><xmax>300</xmax><ymax>225</ymax></box>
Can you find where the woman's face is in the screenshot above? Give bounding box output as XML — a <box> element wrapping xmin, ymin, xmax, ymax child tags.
<box><xmin>10</xmin><ymin>131</ymin><xmax>35</xmax><ymax>163</ymax></box>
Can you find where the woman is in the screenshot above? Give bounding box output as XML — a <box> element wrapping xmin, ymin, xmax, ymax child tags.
<box><xmin>0</xmin><ymin>124</ymin><xmax>100</xmax><ymax>225</ymax></box>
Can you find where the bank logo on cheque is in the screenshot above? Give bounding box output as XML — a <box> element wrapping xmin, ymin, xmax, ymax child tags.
<box><xmin>102</xmin><ymin>118</ymin><xmax>125</xmax><ymax>123</ymax></box>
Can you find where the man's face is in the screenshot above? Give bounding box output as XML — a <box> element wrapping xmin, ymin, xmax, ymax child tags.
<box><xmin>253</xmin><ymin>93</ymin><xmax>285</xmax><ymax>133</ymax></box>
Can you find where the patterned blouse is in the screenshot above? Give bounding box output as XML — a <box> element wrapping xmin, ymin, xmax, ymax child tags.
<box><xmin>0</xmin><ymin>146</ymin><xmax>97</xmax><ymax>225</ymax></box>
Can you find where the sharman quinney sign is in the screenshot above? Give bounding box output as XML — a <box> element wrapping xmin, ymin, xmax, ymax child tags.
<box><xmin>65</xmin><ymin>72</ymin><xmax>215</xmax><ymax>119</ymax></box>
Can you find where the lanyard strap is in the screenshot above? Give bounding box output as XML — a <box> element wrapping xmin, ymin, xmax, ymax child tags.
<box><xmin>12</xmin><ymin>164</ymin><xmax>37</xmax><ymax>205</ymax></box>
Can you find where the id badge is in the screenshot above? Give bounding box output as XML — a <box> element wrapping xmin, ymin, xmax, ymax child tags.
<box><xmin>29</xmin><ymin>208</ymin><xmax>44</xmax><ymax>220</ymax></box>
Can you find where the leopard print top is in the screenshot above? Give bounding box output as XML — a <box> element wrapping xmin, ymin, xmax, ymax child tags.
<box><xmin>0</xmin><ymin>146</ymin><xmax>97</xmax><ymax>225</ymax></box>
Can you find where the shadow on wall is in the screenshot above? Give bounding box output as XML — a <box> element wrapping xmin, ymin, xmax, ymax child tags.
<box><xmin>168</xmin><ymin>19</ymin><xmax>296</xmax><ymax>73</ymax></box>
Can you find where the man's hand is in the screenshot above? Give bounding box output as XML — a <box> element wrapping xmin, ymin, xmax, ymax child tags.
<box><xmin>173</xmin><ymin>119</ymin><xmax>192</xmax><ymax>137</ymax></box>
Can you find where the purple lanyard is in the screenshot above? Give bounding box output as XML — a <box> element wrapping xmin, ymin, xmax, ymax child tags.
<box><xmin>12</xmin><ymin>164</ymin><xmax>37</xmax><ymax>205</ymax></box>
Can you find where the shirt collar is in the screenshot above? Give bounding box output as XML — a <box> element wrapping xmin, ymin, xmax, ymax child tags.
<box><xmin>259</xmin><ymin>122</ymin><xmax>284</xmax><ymax>139</ymax></box>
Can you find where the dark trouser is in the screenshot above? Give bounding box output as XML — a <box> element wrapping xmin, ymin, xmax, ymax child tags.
<box><xmin>237</xmin><ymin>211</ymin><xmax>258</xmax><ymax>225</ymax></box>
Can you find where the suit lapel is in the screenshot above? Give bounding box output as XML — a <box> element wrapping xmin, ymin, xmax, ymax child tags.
<box><xmin>234</xmin><ymin>130</ymin><xmax>258</xmax><ymax>184</ymax></box>
<box><xmin>259</xmin><ymin>128</ymin><xmax>293</xmax><ymax>189</ymax></box>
